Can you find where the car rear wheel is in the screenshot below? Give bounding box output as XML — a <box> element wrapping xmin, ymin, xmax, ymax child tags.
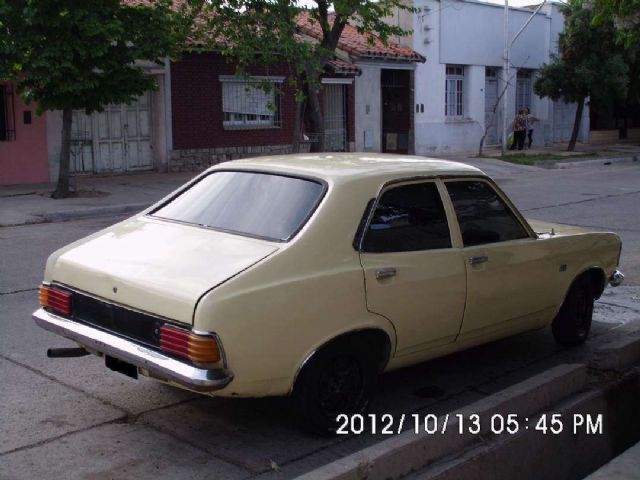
<box><xmin>292</xmin><ymin>339</ymin><xmax>377</xmax><ymax>435</ymax></box>
<box><xmin>552</xmin><ymin>276</ymin><xmax>595</xmax><ymax>347</ymax></box>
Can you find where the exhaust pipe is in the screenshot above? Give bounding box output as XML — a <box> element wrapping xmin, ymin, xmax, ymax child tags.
<box><xmin>47</xmin><ymin>347</ymin><xmax>90</xmax><ymax>358</ymax></box>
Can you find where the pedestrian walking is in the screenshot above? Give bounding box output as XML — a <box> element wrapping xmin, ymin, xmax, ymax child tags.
<box><xmin>524</xmin><ymin>108</ymin><xmax>539</xmax><ymax>149</ymax></box>
<box><xmin>510</xmin><ymin>109</ymin><xmax>527</xmax><ymax>150</ymax></box>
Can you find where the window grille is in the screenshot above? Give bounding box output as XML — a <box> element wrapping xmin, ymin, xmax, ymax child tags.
<box><xmin>516</xmin><ymin>70</ymin><xmax>533</xmax><ymax>113</ymax></box>
<box><xmin>445</xmin><ymin>66</ymin><xmax>464</xmax><ymax>117</ymax></box>
<box><xmin>0</xmin><ymin>84</ymin><xmax>16</xmax><ymax>141</ymax></box>
<box><xmin>219</xmin><ymin>76</ymin><xmax>283</xmax><ymax>129</ymax></box>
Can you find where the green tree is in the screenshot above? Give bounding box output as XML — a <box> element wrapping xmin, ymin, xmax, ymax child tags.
<box><xmin>203</xmin><ymin>0</ymin><xmax>414</xmax><ymax>152</ymax></box>
<box><xmin>534</xmin><ymin>0</ymin><xmax>629</xmax><ymax>151</ymax></box>
<box><xmin>592</xmin><ymin>0</ymin><xmax>640</xmax><ymax>47</ymax></box>
<box><xmin>0</xmin><ymin>0</ymin><xmax>199</xmax><ymax>198</ymax></box>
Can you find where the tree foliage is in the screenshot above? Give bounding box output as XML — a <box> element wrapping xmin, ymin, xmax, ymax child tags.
<box><xmin>534</xmin><ymin>0</ymin><xmax>629</xmax><ymax>150</ymax></box>
<box><xmin>201</xmin><ymin>0</ymin><xmax>414</xmax><ymax>152</ymax></box>
<box><xmin>592</xmin><ymin>0</ymin><xmax>640</xmax><ymax>47</ymax></box>
<box><xmin>0</xmin><ymin>0</ymin><xmax>199</xmax><ymax>197</ymax></box>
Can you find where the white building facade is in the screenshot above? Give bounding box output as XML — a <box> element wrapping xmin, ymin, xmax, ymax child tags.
<box><xmin>402</xmin><ymin>0</ymin><xmax>589</xmax><ymax>154</ymax></box>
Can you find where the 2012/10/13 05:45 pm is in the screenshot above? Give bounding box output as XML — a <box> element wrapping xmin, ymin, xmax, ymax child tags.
<box><xmin>33</xmin><ymin>153</ymin><xmax>623</xmax><ymax>434</ymax></box>
<box><xmin>334</xmin><ymin>412</ymin><xmax>605</xmax><ymax>436</ymax></box>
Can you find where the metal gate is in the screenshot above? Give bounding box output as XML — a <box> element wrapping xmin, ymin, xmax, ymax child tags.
<box><xmin>484</xmin><ymin>69</ymin><xmax>500</xmax><ymax>145</ymax></box>
<box><xmin>323</xmin><ymin>84</ymin><xmax>347</xmax><ymax>152</ymax></box>
<box><xmin>71</xmin><ymin>93</ymin><xmax>153</xmax><ymax>174</ymax></box>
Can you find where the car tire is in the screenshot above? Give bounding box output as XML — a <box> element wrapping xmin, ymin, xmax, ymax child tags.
<box><xmin>552</xmin><ymin>275</ymin><xmax>595</xmax><ymax>347</ymax></box>
<box><xmin>292</xmin><ymin>339</ymin><xmax>378</xmax><ymax>435</ymax></box>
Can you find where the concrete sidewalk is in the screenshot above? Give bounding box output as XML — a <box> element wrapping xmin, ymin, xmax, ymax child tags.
<box><xmin>0</xmin><ymin>172</ymin><xmax>194</xmax><ymax>227</ymax></box>
<box><xmin>1</xmin><ymin>143</ymin><xmax>638</xmax><ymax>228</ymax></box>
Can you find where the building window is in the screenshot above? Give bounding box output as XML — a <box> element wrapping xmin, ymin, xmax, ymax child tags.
<box><xmin>445</xmin><ymin>66</ymin><xmax>464</xmax><ymax>117</ymax></box>
<box><xmin>219</xmin><ymin>76</ymin><xmax>283</xmax><ymax>129</ymax></box>
<box><xmin>0</xmin><ymin>84</ymin><xmax>16</xmax><ymax>141</ymax></box>
<box><xmin>516</xmin><ymin>70</ymin><xmax>532</xmax><ymax>113</ymax></box>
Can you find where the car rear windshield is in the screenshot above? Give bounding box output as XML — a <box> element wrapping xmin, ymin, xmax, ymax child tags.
<box><xmin>151</xmin><ymin>171</ymin><xmax>325</xmax><ymax>242</ymax></box>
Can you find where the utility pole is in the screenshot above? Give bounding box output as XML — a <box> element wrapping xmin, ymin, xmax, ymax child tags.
<box><xmin>502</xmin><ymin>0</ymin><xmax>509</xmax><ymax>154</ymax></box>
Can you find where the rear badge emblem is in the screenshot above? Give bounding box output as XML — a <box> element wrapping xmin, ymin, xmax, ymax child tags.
<box><xmin>113</xmin><ymin>287</ymin><xmax>118</xmax><ymax>293</ymax></box>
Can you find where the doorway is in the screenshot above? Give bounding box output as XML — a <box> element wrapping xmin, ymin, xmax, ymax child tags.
<box><xmin>71</xmin><ymin>92</ymin><xmax>153</xmax><ymax>174</ymax></box>
<box><xmin>381</xmin><ymin>69</ymin><xmax>411</xmax><ymax>154</ymax></box>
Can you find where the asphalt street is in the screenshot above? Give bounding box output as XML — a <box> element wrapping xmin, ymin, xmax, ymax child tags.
<box><xmin>1</xmin><ymin>160</ymin><xmax>640</xmax><ymax>479</ymax></box>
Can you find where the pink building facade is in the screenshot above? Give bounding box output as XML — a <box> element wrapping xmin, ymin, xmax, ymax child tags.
<box><xmin>0</xmin><ymin>82</ymin><xmax>50</xmax><ymax>185</ymax></box>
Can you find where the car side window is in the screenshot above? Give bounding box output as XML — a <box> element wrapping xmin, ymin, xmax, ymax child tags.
<box><xmin>362</xmin><ymin>182</ymin><xmax>452</xmax><ymax>253</ymax></box>
<box><xmin>446</xmin><ymin>180</ymin><xmax>529</xmax><ymax>247</ymax></box>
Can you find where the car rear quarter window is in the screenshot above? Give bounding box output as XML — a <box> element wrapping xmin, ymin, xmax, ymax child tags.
<box><xmin>446</xmin><ymin>180</ymin><xmax>529</xmax><ymax>246</ymax></box>
<box><xmin>362</xmin><ymin>182</ymin><xmax>451</xmax><ymax>253</ymax></box>
<box><xmin>151</xmin><ymin>171</ymin><xmax>325</xmax><ymax>242</ymax></box>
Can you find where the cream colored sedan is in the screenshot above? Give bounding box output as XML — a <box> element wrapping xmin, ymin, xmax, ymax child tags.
<box><xmin>34</xmin><ymin>154</ymin><xmax>624</xmax><ymax>433</ymax></box>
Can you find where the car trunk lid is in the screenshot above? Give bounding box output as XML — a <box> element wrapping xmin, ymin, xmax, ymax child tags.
<box><xmin>49</xmin><ymin>217</ymin><xmax>278</xmax><ymax>325</ymax></box>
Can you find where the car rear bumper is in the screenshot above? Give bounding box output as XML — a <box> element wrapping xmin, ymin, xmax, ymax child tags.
<box><xmin>609</xmin><ymin>269</ymin><xmax>625</xmax><ymax>287</ymax></box>
<box><xmin>32</xmin><ymin>308</ymin><xmax>233</xmax><ymax>392</ymax></box>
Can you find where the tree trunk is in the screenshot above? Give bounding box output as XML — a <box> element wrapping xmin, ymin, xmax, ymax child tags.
<box><xmin>304</xmin><ymin>66</ymin><xmax>325</xmax><ymax>153</ymax></box>
<box><xmin>292</xmin><ymin>97</ymin><xmax>304</xmax><ymax>154</ymax></box>
<box><xmin>568</xmin><ymin>98</ymin><xmax>585</xmax><ymax>152</ymax></box>
<box><xmin>52</xmin><ymin>108</ymin><xmax>73</xmax><ymax>199</ymax></box>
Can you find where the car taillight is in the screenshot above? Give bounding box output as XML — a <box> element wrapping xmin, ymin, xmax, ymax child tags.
<box><xmin>39</xmin><ymin>285</ymin><xmax>72</xmax><ymax>316</ymax></box>
<box><xmin>159</xmin><ymin>325</ymin><xmax>221</xmax><ymax>364</ymax></box>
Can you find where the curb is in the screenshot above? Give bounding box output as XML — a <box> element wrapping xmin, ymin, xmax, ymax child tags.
<box><xmin>537</xmin><ymin>155</ymin><xmax>639</xmax><ymax>169</ymax></box>
<box><xmin>1</xmin><ymin>203</ymin><xmax>149</xmax><ymax>227</ymax></box>
<box><xmin>296</xmin><ymin>364</ymin><xmax>587</xmax><ymax>480</ymax></box>
<box><xmin>411</xmin><ymin>369</ymin><xmax>640</xmax><ymax>480</ymax></box>
<box><xmin>590</xmin><ymin>328</ymin><xmax>640</xmax><ymax>372</ymax></box>
<box><xmin>41</xmin><ymin>203</ymin><xmax>149</xmax><ymax>224</ymax></box>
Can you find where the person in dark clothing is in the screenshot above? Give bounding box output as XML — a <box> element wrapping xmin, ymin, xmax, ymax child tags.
<box><xmin>510</xmin><ymin>109</ymin><xmax>527</xmax><ymax>150</ymax></box>
<box><xmin>524</xmin><ymin>108</ymin><xmax>539</xmax><ymax>149</ymax></box>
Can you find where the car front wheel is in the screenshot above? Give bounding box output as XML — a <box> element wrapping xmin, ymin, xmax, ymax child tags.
<box><xmin>552</xmin><ymin>275</ymin><xmax>595</xmax><ymax>347</ymax></box>
<box><xmin>292</xmin><ymin>339</ymin><xmax>377</xmax><ymax>435</ymax></box>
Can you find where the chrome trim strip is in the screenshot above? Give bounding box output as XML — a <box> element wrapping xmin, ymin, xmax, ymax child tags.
<box><xmin>33</xmin><ymin>308</ymin><xmax>233</xmax><ymax>392</ymax></box>
<box><xmin>609</xmin><ymin>269</ymin><xmax>625</xmax><ymax>287</ymax></box>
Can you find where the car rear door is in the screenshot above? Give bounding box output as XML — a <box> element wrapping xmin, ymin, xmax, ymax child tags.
<box><xmin>359</xmin><ymin>180</ymin><xmax>467</xmax><ymax>358</ymax></box>
<box><xmin>443</xmin><ymin>178</ymin><xmax>558</xmax><ymax>341</ymax></box>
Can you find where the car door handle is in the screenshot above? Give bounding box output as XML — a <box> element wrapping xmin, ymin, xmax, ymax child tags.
<box><xmin>375</xmin><ymin>267</ymin><xmax>397</xmax><ymax>280</ymax></box>
<box><xmin>468</xmin><ymin>255</ymin><xmax>489</xmax><ymax>265</ymax></box>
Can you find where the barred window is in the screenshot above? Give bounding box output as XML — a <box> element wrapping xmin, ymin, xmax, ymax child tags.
<box><xmin>516</xmin><ymin>70</ymin><xmax>532</xmax><ymax>113</ymax></box>
<box><xmin>0</xmin><ymin>85</ymin><xmax>7</xmax><ymax>141</ymax></box>
<box><xmin>445</xmin><ymin>66</ymin><xmax>464</xmax><ymax>117</ymax></box>
<box><xmin>219</xmin><ymin>76</ymin><xmax>283</xmax><ymax>129</ymax></box>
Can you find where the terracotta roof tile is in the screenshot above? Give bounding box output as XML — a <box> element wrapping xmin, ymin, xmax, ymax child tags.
<box><xmin>297</xmin><ymin>14</ymin><xmax>425</xmax><ymax>63</ymax></box>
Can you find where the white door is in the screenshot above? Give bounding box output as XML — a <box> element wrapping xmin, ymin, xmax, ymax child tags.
<box><xmin>485</xmin><ymin>69</ymin><xmax>500</xmax><ymax>145</ymax></box>
<box><xmin>72</xmin><ymin>92</ymin><xmax>153</xmax><ymax>173</ymax></box>
<box><xmin>70</xmin><ymin>111</ymin><xmax>95</xmax><ymax>174</ymax></box>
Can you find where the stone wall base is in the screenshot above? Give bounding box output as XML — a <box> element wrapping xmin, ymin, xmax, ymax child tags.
<box><xmin>169</xmin><ymin>144</ymin><xmax>310</xmax><ymax>172</ymax></box>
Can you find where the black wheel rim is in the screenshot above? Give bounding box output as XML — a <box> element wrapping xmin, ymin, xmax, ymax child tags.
<box><xmin>317</xmin><ymin>356</ymin><xmax>364</xmax><ymax>415</ymax></box>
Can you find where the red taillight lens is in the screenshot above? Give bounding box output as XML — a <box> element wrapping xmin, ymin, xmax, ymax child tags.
<box><xmin>39</xmin><ymin>285</ymin><xmax>72</xmax><ymax>316</ymax></box>
<box><xmin>159</xmin><ymin>325</ymin><xmax>221</xmax><ymax>364</ymax></box>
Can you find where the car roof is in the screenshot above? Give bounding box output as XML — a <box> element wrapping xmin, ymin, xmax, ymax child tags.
<box><xmin>210</xmin><ymin>153</ymin><xmax>484</xmax><ymax>183</ymax></box>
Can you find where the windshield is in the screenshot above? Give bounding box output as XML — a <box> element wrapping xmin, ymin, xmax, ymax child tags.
<box><xmin>150</xmin><ymin>171</ymin><xmax>325</xmax><ymax>242</ymax></box>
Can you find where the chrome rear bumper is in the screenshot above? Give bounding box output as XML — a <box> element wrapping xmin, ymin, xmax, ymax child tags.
<box><xmin>609</xmin><ymin>269</ymin><xmax>625</xmax><ymax>287</ymax></box>
<box><xmin>32</xmin><ymin>308</ymin><xmax>233</xmax><ymax>392</ymax></box>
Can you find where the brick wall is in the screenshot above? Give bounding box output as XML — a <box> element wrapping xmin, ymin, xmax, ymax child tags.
<box><xmin>171</xmin><ymin>53</ymin><xmax>297</xmax><ymax>150</ymax></box>
<box><xmin>170</xmin><ymin>53</ymin><xmax>356</xmax><ymax>171</ymax></box>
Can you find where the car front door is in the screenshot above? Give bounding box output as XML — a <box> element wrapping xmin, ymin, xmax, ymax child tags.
<box><xmin>444</xmin><ymin>178</ymin><xmax>558</xmax><ymax>341</ymax></box>
<box><xmin>359</xmin><ymin>180</ymin><xmax>467</xmax><ymax>358</ymax></box>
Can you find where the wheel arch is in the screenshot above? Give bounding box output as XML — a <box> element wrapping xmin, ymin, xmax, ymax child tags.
<box><xmin>289</xmin><ymin>327</ymin><xmax>392</xmax><ymax>395</ymax></box>
<box><xmin>578</xmin><ymin>266</ymin><xmax>607</xmax><ymax>299</ymax></box>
